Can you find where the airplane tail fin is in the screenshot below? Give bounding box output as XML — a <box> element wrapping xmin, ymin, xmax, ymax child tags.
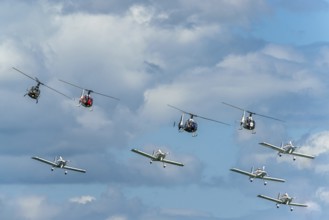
<box><xmin>277</xmin><ymin>193</ymin><xmax>281</xmax><ymax>199</ymax></box>
<box><xmin>251</xmin><ymin>166</ymin><xmax>254</xmax><ymax>173</ymax></box>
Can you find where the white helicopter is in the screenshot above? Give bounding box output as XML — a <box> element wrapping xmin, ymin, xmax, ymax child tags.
<box><xmin>58</xmin><ymin>79</ymin><xmax>119</xmax><ymax>111</ymax></box>
<box><xmin>230</xmin><ymin>166</ymin><xmax>285</xmax><ymax>185</ymax></box>
<box><xmin>13</xmin><ymin>67</ymin><xmax>72</xmax><ymax>103</ymax></box>
<box><xmin>131</xmin><ymin>148</ymin><xmax>184</xmax><ymax>168</ymax></box>
<box><xmin>258</xmin><ymin>193</ymin><xmax>308</xmax><ymax>211</ymax></box>
<box><xmin>168</xmin><ymin>104</ymin><xmax>230</xmax><ymax>137</ymax></box>
<box><xmin>222</xmin><ymin>102</ymin><xmax>284</xmax><ymax>133</ymax></box>
<box><xmin>32</xmin><ymin>156</ymin><xmax>86</xmax><ymax>174</ymax></box>
<box><xmin>259</xmin><ymin>141</ymin><xmax>315</xmax><ymax>161</ymax></box>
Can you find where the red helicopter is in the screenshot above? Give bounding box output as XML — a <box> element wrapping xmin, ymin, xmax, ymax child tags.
<box><xmin>59</xmin><ymin>79</ymin><xmax>119</xmax><ymax>110</ymax></box>
<box><xmin>13</xmin><ymin>67</ymin><xmax>72</xmax><ymax>103</ymax></box>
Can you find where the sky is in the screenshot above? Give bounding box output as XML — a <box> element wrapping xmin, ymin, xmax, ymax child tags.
<box><xmin>1</xmin><ymin>0</ymin><xmax>329</xmax><ymax>219</ymax></box>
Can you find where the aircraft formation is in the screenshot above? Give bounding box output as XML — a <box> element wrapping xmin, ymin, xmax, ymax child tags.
<box><xmin>10</xmin><ymin>66</ymin><xmax>315</xmax><ymax>212</ymax></box>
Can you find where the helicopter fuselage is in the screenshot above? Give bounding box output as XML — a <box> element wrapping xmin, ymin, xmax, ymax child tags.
<box><xmin>27</xmin><ymin>86</ymin><xmax>40</xmax><ymax>99</ymax></box>
<box><xmin>79</xmin><ymin>95</ymin><xmax>93</xmax><ymax>108</ymax></box>
<box><xmin>178</xmin><ymin>115</ymin><xmax>198</xmax><ymax>133</ymax></box>
<box><xmin>183</xmin><ymin>119</ymin><xmax>198</xmax><ymax>133</ymax></box>
<box><xmin>242</xmin><ymin>116</ymin><xmax>256</xmax><ymax>130</ymax></box>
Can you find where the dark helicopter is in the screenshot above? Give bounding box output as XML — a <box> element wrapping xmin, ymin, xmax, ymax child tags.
<box><xmin>168</xmin><ymin>104</ymin><xmax>230</xmax><ymax>136</ymax></box>
<box><xmin>222</xmin><ymin>102</ymin><xmax>284</xmax><ymax>133</ymax></box>
<box><xmin>13</xmin><ymin>67</ymin><xmax>72</xmax><ymax>103</ymax></box>
<box><xmin>58</xmin><ymin>79</ymin><xmax>119</xmax><ymax>110</ymax></box>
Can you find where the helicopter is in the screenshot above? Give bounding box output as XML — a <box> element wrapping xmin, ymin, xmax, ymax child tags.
<box><xmin>58</xmin><ymin>79</ymin><xmax>119</xmax><ymax>110</ymax></box>
<box><xmin>168</xmin><ymin>104</ymin><xmax>230</xmax><ymax>136</ymax></box>
<box><xmin>13</xmin><ymin>67</ymin><xmax>72</xmax><ymax>103</ymax></box>
<box><xmin>222</xmin><ymin>102</ymin><xmax>284</xmax><ymax>133</ymax></box>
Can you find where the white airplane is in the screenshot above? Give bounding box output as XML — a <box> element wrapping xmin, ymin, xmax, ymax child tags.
<box><xmin>131</xmin><ymin>148</ymin><xmax>184</xmax><ymax>168</ymax></box>
<box><xmin>258</xmin><ymin>193</ymin><xmax>308</xmax><ymax>211</ymax></box>
<box><xmin>230</xmin><ymin>166</ymin><xmax>285</xmax><ymax>185</ymax></box>
<box><xmin>259</xmin><ymin>141</ymin><xmax>315</xmax><ymax>161</ymax></box>
<box><xmin>32</xmin><ymin>156</ymin><xmax>86</xmax><ymax>174</ymax></box>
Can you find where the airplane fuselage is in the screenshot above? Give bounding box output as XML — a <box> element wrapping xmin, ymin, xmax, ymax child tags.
<box><xmin>282</xmin><ymin>145</ymin><xmax>296</xmax><ymax>154</ymax></box>
<box><xmin>152</xmin><ymin>150</ymin><xmax>166</xmax><ymax>161</ymax></box>
<box><xmin>254</xmin><ymin>169</ymin><xmax>267</xmax><ymax>178</ymax></box>
<box><xmin>279</xmin><ymin>193</ymin><xmax>293</xmax><ymax>205</ymax></box>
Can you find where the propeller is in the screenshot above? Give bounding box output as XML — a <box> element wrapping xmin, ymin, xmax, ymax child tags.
<box><xmin>59</xmin><ymin>79</ymin><xmax>120</xmax><ymax>101</ymax></box>
<box><xmin>222</xmin><ymin>102</ymin><xmax>284</xmax><ymax>122</ymax></box>
<box><xmin>167</xmin><ymin>104</ymin><xmax>230</xmax><ymax>125</ymax></box>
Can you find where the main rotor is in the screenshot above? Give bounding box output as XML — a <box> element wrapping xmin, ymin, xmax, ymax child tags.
<box><xmin>13</xmin><ymin>67</ymin><xmax>73</xmax><ymax>100</ymax></box>
<box><xmin>58</xmin><ymin>79</ymin><xmax>120</xmax><ymax>100</ymax></box>
<box><xmin>222</xmin><ymin>102</ymin><xmax>284</xmax><ymax>122</ymax></box>
<box><xmin>168</xmin><ymin>104</ymin><xmax>230</xmax><ymax>125</ymax></box>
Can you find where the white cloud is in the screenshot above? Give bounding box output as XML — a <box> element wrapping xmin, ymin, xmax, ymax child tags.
<box><xmin>316</xmin><ymin>187</ymin><xmax>329</xmax><ymax>205</ymax></box>
<box><xmin>305</xmin><ymin>200</ymin><xmax>322</xmax><ymax>212</ymax></box>
<box><xmin>106</xmin><ymin>215</ymin><xmax>127</xmax><ymax>220</ymax></box>
<box><xmin>69</xmin><ymin>195</ymin><xmax>96</xmax><ymax>204</ymax></box>
<box><xmin>15</xmin><ymin>196</ymin><xmax>59</xmax><ymax>220</ymax></box>
<box><xmin>262</xmin><ymin>44</ymin><xmax>305</xmax><ymax>62</ymax></box>
<box><xmin>300</xmin><ymin>131</ymin><xmax>329</xmax><ymax>157</ymax></box>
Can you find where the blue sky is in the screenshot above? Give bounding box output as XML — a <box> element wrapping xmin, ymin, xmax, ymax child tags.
<box><xmin>1</xmin><ymin>0</ymin><xmax>329</xmax><ymax>219</ymax></box>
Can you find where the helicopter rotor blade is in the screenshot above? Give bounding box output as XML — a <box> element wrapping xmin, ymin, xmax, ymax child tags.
<box><xmin>222</xmin><ymin>102</ymin><xmax>284</xmax><ymax>122</ymax></box>
<box><xmin>168</xmin><ymin>104</ymin><xmax>230</xmax><ymax>125</ymax></box>
<box><xmin>167</xmin><ymin>104</ymin><xmax>194</xmax><ymax>117</ymax></box>
<box><xmin>14</xmin><ymin>67</ymin><xmax>72</xmax><ymax>100</ymax></box>
<box><xmin>91</xmin><ymin>91</ymin><xmax>120</xmax><ymax>101</ymax></box>
<box><xmin>42</xmin><ymin>83</ymin><xmax>74</xmax><ymax>100</ymax></box>
<box><xmin>222</xmin><ymin>102</ymin><xmax>245</xmax><ymax>111</ymax></box>
<box><xmin>252</xmin><ymin>112</ymin><xmax>284</xmax><ymax>122</ymax></box>
<box><xmin>59</xmin><ymin>79</ymin><xmax>119</xmax><ymax>101</ymax></box>
<box><xmin>13</xmin><ymin>67</ymin><xmax>41</xmax><ymax>83</ymax></box>
<box><xmin>58</xmin><ymin>79</ymin><xmax>85</xmax><ymax>90</ymax></box>
<box><xmin>195</xmin><ymin>114</ymin><xmax>230</xmax><ymax>126</ymax></box>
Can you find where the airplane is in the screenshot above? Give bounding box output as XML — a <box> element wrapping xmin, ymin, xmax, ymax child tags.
<box><xmin>32</xmin><ymin>156</ymin><xmax>86</xmax><ymax>174</ymax></box>
<box><xmin>13</xmin><ymin>67</ymin><xmax>72</xmax><ymax>103</ymax></box>
<box><xmin>259</xmin><ymin>141</ymin><xmax>315</xmax><ymax>161</ymax></box>
<box><xmin>131</xmin><ymin>148</ymin><xmax>184</xmax><ymax>168</ymax></box>
<box><xmin>230</xmin><ymin>166</ymin><xmax>285</xmax><ymax>185</ymax></box>
<box><xmin>257</xmin><ymin>193</ymin><xmax>308</xmax><ymax>211</ymax></box>
<box><xmin>58</xmin><ymin>79</ymin><xmax>119</xmax><ymax>111</ymax></box>
<box><xmin>168</xmin><ymin>104</ymin><xmax>230</xmax><ymax>136</ymax></box>
<box><xmin>222</xmin><ymin>102</ymin><xmax>283</xmax><ymax>133</ymax></box>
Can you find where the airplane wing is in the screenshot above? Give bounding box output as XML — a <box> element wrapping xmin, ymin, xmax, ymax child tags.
<box><xmin>63</xmin><ymin>165</ymin><xmax>86</xmax><ymax>173</ymax></box>
<box><xmin>131</xmin><ymin>149</ymin><xmax>156</xmax><ymax>160</ymax></box>
<box><xmin>262</xmin><ymin>176</ymin><xmax>286</xmax><ymax>183</ymax></box>
<box><xmin>289</xmin><ymin>202</ymin><xmax>308</xmax><ymax>207</ymax></box>
<box><xmin>162</xmin><ymin>159</ymin><xmax>184</xmax><ymax>167</ymax></box>
<box><xmin>230</xmin><ymin>168</ymin><xmax>255</xmax><ymax>178</ymax></box>
<box><xmin>259</xmin><ymin>142</ymin><xmax>285</xmax><ymax>153</ymax></box>
<box><xmin>257</xmin><ymin>194</ymin><xmax>282</xmax><ymax>204</ymax></box>
<box><xmin>32</xmin><ymin>156</ymin><xmax>57</xmax><ymax>167</ymax></box>
<box><xmin>291</xmin><ymin>151</ymin><xmax>315</xmax><ymax>159</ymax></box>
